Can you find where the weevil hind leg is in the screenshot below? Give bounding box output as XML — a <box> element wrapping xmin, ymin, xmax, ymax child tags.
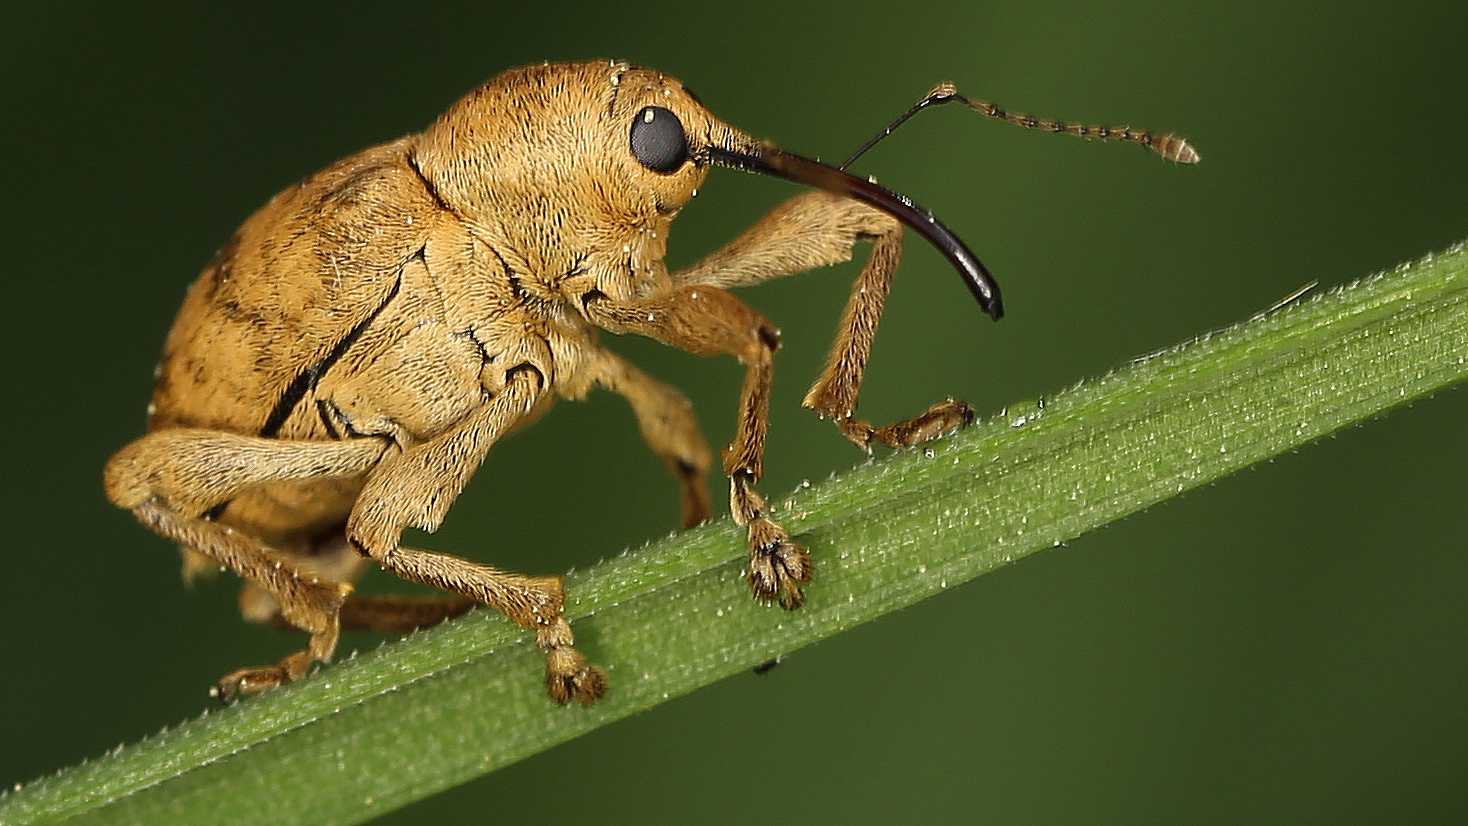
<box><xmin>130</xmin><ymin>499</ymin><xmax>351</xmax><ymax>702</ymax></box>
<box><xmin>106</xmin><ymin>433</ymin><xmax>386</xmax><ymax>700</ymax></box>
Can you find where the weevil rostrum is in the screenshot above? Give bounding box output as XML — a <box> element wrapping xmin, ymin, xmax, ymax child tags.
<box><xmin>105</xmin><ymin>60</ymin><xmax>1197</xmax><ymax>705</ymax></box>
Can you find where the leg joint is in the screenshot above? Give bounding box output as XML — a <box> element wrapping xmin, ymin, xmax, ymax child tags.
<box><xmin>504</xmin><ymin>362</ymin><xmax>546</xmax><ymax>392</ymax></box>
<box><xmin>756</xmin><ymin>323</ymin><xmax>781</xmax><ymax>352</ymax></box>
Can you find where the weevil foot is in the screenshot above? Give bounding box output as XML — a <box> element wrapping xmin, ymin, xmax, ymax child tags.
<box><xmin>211</xmin><ymin>649</ymin><xmax>314</xmax><ymax>703</ymax></box>
<box><xmin>747</xmin><ymin>518</ymin><xmax>813</xmax><ymax>610</ymax></box>
<box><xmin>859</xmin><ymin>398</ymin><xmax>974</xmax><ymax>450</ymax></box>
<box><xmin>731</xmin><ymin>473</ymin><xmax>812</xmax><ymax>609</ymax></box>
<box><xmin>211</xmin><ymin>668</ymin><xmax>282</xmax><ymax>704</ymax></box>
<box><xmin>545</xmin><ymin>646</ymin><xmax>609</xmax><ymax>706</ymax></box>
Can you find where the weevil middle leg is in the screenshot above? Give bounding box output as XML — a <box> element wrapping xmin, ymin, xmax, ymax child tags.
<box><xmin>589</xmin><ymin>349</ymin><xmax>714</xmax><ymax>528</ymax></box>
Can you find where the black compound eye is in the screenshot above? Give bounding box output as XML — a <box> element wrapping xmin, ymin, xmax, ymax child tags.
<box><xmin>629</xmin><ymin>106</ymin><xmax>689</xmax><ymax>173</ymax></box>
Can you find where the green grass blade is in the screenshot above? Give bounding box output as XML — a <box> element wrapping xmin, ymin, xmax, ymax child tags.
<box><xmin>4</xmin><ymin>241</ymin><xmax>1466</xmax><ymax>826</ymax></box>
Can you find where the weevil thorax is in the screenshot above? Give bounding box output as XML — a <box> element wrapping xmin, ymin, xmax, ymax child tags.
<box><xmin>412</xmin><ymin>61</ymin><xmax>757</xmax><ymax>310</ymax></box>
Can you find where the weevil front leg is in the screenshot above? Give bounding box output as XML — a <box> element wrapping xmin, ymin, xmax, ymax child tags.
<box><xmin>679</xmin><ymin>190</ymin><xmax>974</xmax><ymax>452</ymax></box>
<box><xmin>105</xmin><ymin>431</ymin><xmax>388</xmax><ymax>700</ymax></box>
<box><xmin>585</xmin><ymin>286</ymin><xmax>811</xmax><ymax>608</ymax></box>
<box><xmin>346</xmin><ymin>364</ymin><xmax>608</xmax><ymax>705</ymax></box>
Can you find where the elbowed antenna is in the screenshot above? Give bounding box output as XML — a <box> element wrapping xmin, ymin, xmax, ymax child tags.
<box><xmin>706</xmin><ymin>144</ymin><xmax>1004</xmax><ymax>321</ymax></box>
<box><xmin>839</xmin><ymin>83</ymin><xmax>1202</xmax><ymax>170</ymax></box>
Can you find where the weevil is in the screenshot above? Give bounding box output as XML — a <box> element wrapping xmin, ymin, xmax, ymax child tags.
<box><xmin>105</xmin><ymin>60</ymin><xmax>1197</xmax><ymax>705</ymax></box>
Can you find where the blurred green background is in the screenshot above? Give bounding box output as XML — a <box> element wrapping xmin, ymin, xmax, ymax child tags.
<box><xmin>4</xmin><ymin>1</ymin><xmax>1466</xmax><ymax>823</ymax></box>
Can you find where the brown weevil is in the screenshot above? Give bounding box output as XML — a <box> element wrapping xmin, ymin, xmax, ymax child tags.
<box><xmin>105</xmin><ymin>61</ymin><xmax>1196</xmax><ymax>705</ymax></box>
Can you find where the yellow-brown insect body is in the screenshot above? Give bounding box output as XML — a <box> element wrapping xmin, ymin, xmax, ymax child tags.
<box><xmin>108</xmin><ymin>59</ymin><xmax>1194</xmax><ymax>706</ymax></box>
<box><xmin>149</xmin><ymin>64</ymin><xmax>726</xmax><ymax>560</ymax></box>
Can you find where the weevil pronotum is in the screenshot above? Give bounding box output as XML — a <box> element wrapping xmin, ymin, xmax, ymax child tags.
<box><xmin>105</xmin><ymin>61</ymin><xmax>1196</xmax><ymax>705</ymax></box>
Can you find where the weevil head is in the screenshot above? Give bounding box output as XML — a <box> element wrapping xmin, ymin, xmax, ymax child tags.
<box><xmin>412</xmin><ymin>60</ymin><xmax>1001</xmax><ymax>319</ymax></box>
<box><xmin>410</xmin><ymin>61</ymin><xmax>757</xmax><ymax>297</ymax></box>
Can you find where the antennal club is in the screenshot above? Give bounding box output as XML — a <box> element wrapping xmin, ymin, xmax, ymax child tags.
<box><xmin>840</xmin><ymin>82</ymin><xmax>1200</xmax><ymax>170</ymax></box>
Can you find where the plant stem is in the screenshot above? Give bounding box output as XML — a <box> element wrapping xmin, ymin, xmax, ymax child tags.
<box><xmin>5</xmin><ymin>241</ymin><xmax>1466</xmax><ymax>826</ymax></box>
